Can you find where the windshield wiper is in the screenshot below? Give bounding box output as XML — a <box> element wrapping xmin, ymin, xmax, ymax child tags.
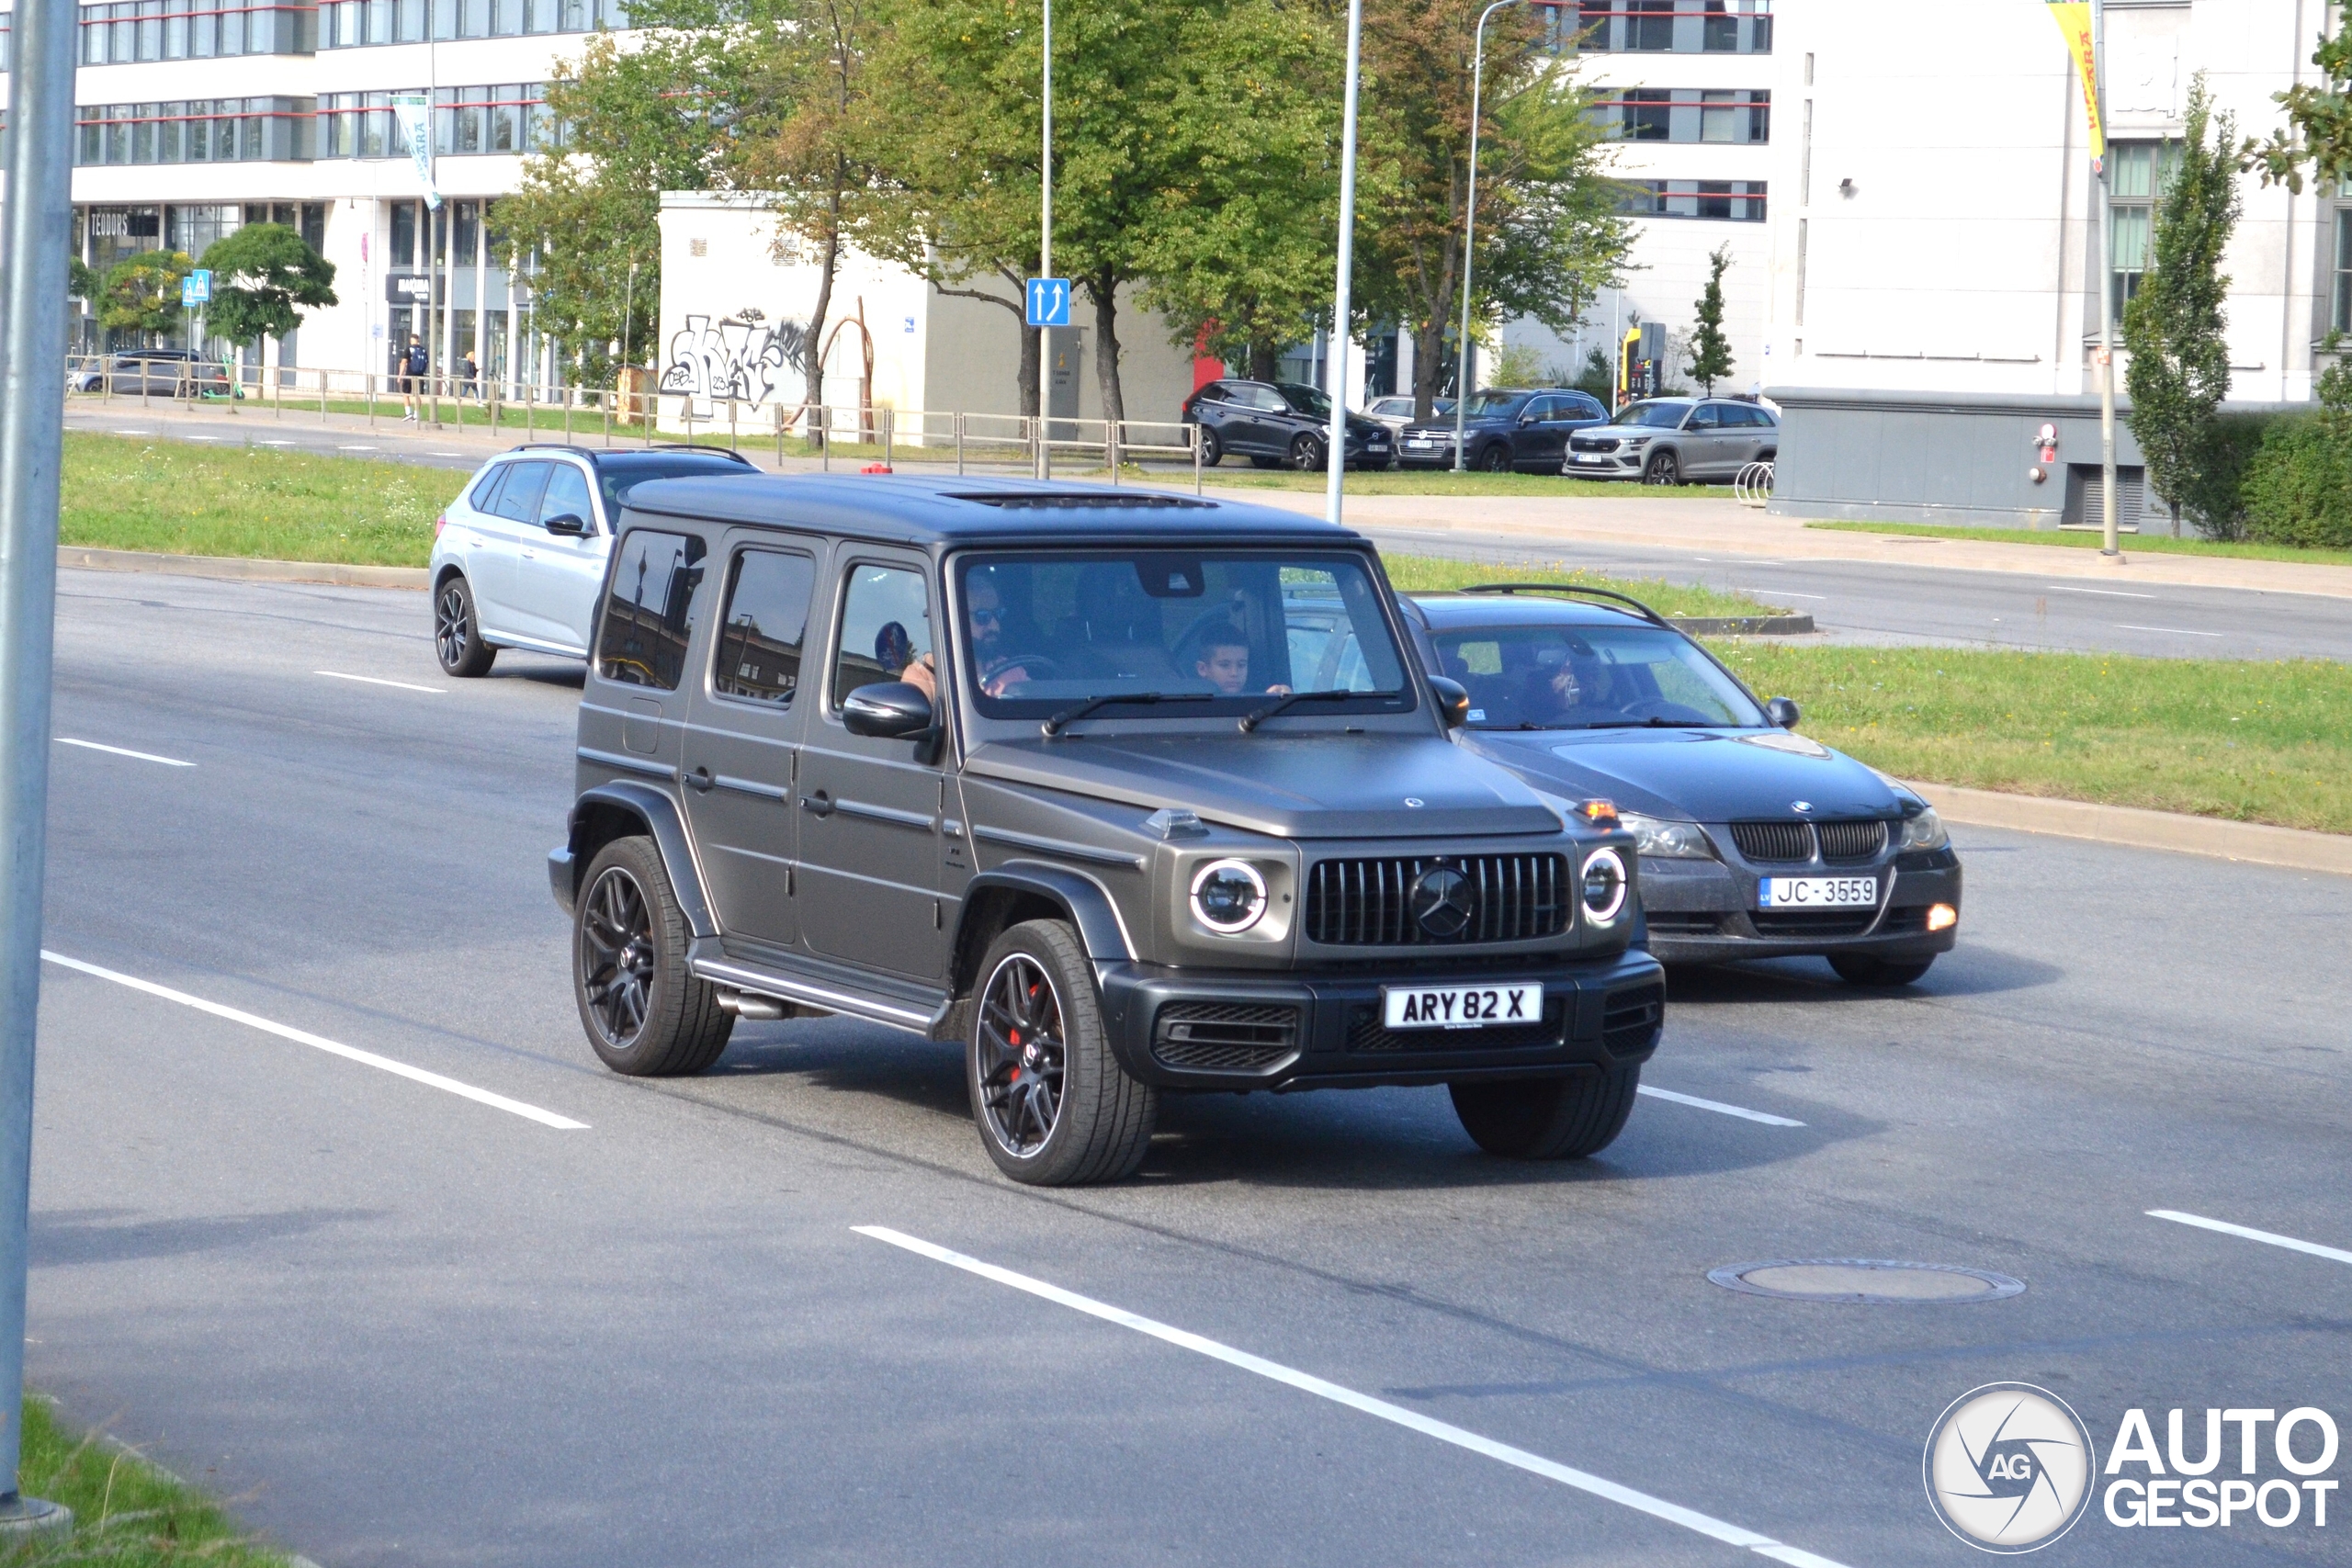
<box><xmin>1572</xmin><ymin>716</ymin><xmax>1690</xmax><ymax>730</ymax></box>
<box><xmin>1238</xmin><ymin>689</ymin><xmax>1357</xmax><ymax>734</ymax></box>
<box><xmin>1041</xmin><ymin>691</ymin><xmax>1209</xmax><ymax>737</ymax></box>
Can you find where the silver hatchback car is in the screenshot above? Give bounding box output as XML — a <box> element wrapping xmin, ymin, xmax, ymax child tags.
<box><xmin>429</xmin><ymin>444</ymin><xmax>758</xmax><ymax>675</ymax></box>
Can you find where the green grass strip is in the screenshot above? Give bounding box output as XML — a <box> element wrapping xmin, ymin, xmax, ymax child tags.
<box><xmin>1804</xmin><ymin>519</ymin><xmax>2352</xmax><ymax>568</ymax></box>
<box><xmin>4</xmin><ymin>1396</ymin><xmax>294</xmax><ymax>1566</ymax></box>
<box><xmin>1710</xmin><ymin>642</ymin><xmax>2352</xmax><ymax>834</ymax></box>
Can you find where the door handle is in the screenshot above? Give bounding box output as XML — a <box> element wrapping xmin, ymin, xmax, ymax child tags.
<box><xmin>685</xmin><ymin>766</ymin><xmax>713</xmax><ymax>793</ymax></box>
<box><xmin>802</xmin><ymin>790</ymin><xmax>835</xmax><ymax>818</ymax></box>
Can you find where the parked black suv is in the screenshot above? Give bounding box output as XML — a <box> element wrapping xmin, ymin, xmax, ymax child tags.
<box><xmin>1397</xmin><ymin>388</ymin><xmax>1606</xmax><ymax>472</ymax></box>
<box><xmin>1182</xmin><ymin>379</ymin><xmax>1395</xmax><ymax>470</ymax></box>
<box><xmin>550</xmin><ymin>476</ymin><xmax>1663</xmax><ymax>1185</ymax></box>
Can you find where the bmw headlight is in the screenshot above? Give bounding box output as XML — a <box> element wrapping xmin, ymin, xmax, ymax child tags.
<box><xmin>1190</xmin><ymin>858</ymin><xmax>1268</xmax><ymax>933</ymax></box>
<box><xmin>1580</xmin><ymin>848</ymin><xmax>1629</xmax><ymax>922</ymax></box>
<box><xmin>1619</xmin><ymin>810</ymin><xmax>1716</xmax><ymax>860</ymax></box>
<box><xmin>1899</xmin><ymin>807</ymin><xmax>1949</xmax><ymax>852</ymax></box>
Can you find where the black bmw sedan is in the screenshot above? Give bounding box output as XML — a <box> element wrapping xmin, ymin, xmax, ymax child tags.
<box><xmin>1181</xmin><ymin>379</ymin><xmax>1395</xmax><ymax>470</ymax></box>
<box><xmin>1396</xmin><ymin>388</ymin><xmax>1607</xmax><ymax>472</ymax></box>
<box><xmin>1402</xmin><ymin>586</ymin><xmax>1962</xmax><ymax>984</ymax></box>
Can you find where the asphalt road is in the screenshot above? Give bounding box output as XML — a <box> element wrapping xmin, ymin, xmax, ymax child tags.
<box><xmin>28</xmin><ymin>570</ymin><xmax>2351</xmax><ymax>1566</ymax></box>
<box><xmin>1364</xmin><ymin>525</ymin><xmax>2352</xmax><ymax>663</ymax></box>
<box><xmin>72</xmin><ymin>403</ymin><xmax>2352</xmax><ymax>663</ymax></box>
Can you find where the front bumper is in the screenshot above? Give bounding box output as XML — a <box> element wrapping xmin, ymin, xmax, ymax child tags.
<box><xmin>1563</xmin><ymin>448</ymin><xmax>1645</xmax><ymax>477</ymax></box>
<box><xmin>1636</xmin><ymin>849</ymin><xmax>1962</xmax><ymax>964</ymax></box>
<box><xmin>1094</xmin><ymin>946</ymin><xmax>1665</xmax><ymax>1092</ymax></box>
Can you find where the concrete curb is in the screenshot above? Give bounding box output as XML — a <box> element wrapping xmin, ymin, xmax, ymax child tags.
<box><xmin>1670</xmin><ymin>614</ymin><xmax>1815</xmax><ymax>636</ymax></box>
<box><xmin>1911</xmin><ymin>781</ymin><xmax>2352</xmax><ymax>877</ymax></box>
<box><xmin>60</xmin><ymin>545</ymin><xmax>428</xmax><ymax>589</ymax></box>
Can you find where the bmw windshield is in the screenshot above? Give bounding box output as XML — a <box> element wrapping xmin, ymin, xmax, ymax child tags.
<box><xmin>1429</xmin><ymin>622</ymin><xmax>1767</xmax><ymax>730</ymax></box>
<box><xmin>950</xmin><ymin>552</ymin><xmax>1413</xmax><ymax>720</ymax></box>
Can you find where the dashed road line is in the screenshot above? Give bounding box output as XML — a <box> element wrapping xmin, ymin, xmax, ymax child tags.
<box><xmin>2148</xmin><ymin>1209</ymin><xmax>2352</xmax><ymax>1267</ymax></box>
<box><xmin>56</xmin><ymin>738</ymin><xmax>194</xmax><ymax>768</ymax></box>
<box><xmin>855</xmin><ymin>1225</ymin><xmax>1851</xmax><ymax>1568</ymax></box>
<box><xmin>41</xmin><ymin>951</ymin><xmax>588</xmax><ymax>1129</ymax></box>
<box><xmin>2115</xmin><ymin>624</ymin><xmax>2223</xmax><ymax>637</ymax></box>
<box><xmin>1638</xmin><ymin>1086</ymin><xmax>1805</xmax><ymax>1127</ymax></box>
<box><xmin>2048</xmin><ymin>585</ymin><xmax>2156</xmax><ymax>599</ymax></box>
<box><xmin>316</xmin><ymin>670</ymin><xmax>444</xmax><ymax>694</ymax></box>
<box><xmin>1736</xmin><ymin>589</ymin><xmax>1826</xmax><ymax>600</ymax></box>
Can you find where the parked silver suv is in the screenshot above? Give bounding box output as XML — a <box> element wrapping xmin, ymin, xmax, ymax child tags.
<box><xmin>429</xmin><ymin>443</ymin><xmax>759</xmax><ymax>675</ymax></box>
<box><xmin>1563</xmin><ymin>397</ymin><xmax>1778</xmax><ymax>485</ymax></box>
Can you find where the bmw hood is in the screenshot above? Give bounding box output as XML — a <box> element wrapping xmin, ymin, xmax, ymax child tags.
<box><xmin>965</xmin><ymin>733</ymin><xmax>1564</xmax><ymax>839</ymax></box>
<box><xmin>1460</xmin><ymin>727</ymin><xmax>1904</xmax><ymax>822</ymax></box>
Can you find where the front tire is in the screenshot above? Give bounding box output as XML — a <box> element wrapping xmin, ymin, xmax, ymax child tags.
<box><xmin>1287</xmin><ymin>433</ymin><xmax>1327</xmax><ymax>472</ymax></box>
<box><xmin>572</xmin><ymin>837</ymin><xmax>733</xmax><ymax>1076</ymax></box>
<box><xmin>1828</xmin><ymin>953</ymin><xmax>1936</xmax><ymax>987</ymax></box>
<box><xmin>1643</xmin><ymin>450</ymin><xmax>1681</xmax><ymax>486</ymax></box>
<box><xmin>1476</xmin><ymin>443</ymin><xmax>1512</xmax><ymax>473</ymax></box>
<box><xmin>1451</xmin><ymin>1066</ymin><xmax>1640</xmax><ymax>1159</ymax></box>
<box><xmin>435</xmin><ymin>574</ymin><xmax>497</xmax><ymax>677</ymax></box>
<box><xmin>967</xmin><ymin>919</ymin><xmax>1157</xmax><ymax>1185</ymax></box>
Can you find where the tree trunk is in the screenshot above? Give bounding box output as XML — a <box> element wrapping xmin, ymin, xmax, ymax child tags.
<box><xmin>1089</xmin><ymin>273</ymin><xmax>1125</xmax><ymax>427</ymax></box>
<box><xmin>1410</xmin><ymin>318</ymin><xmax>1448</xmax><ymax>421</ymax></box>
<box><xmin>1249</xmin><ymin>340</ymin><xmax>1279</xmax><ymax>383</ymax></box>
<box><xmin>803</xmin><ymin>186</ymin><xmax>843</xmax><ymax>445</ymax></box>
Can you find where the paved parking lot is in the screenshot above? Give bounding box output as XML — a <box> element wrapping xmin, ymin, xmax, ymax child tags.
<box><xmin>29</xmin><ymin>570</ymin><xmax>2352</xmax><ymax>1566</ymax></box>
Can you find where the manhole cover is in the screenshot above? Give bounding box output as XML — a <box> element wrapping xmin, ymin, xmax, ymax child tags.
<box><xmin>1707</xmin><ymin>1259</ymin><xmax>2025</xmax><ymax>1304</ymax></box>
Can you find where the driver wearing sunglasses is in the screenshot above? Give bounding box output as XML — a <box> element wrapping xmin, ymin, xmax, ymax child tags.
<box><xmin>899</xmin><ymin>574</ymin><xmax>1038</xmax><ymax>700</ymax></box>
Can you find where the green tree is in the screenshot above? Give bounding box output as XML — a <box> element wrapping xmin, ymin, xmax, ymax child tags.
<box><xmin>2124</xmin><ymin>77</ymin><xmax>2241</xmax><ymax>538</ymax></box>
<box><xmin>1354</xmin><ymin>0</ymin><xmax>1632</xmax><ymax>420</ymax></box>
<box><xmin>69</xmin><ymin>256</ymin><xmax>98</xmax><ymax>304</ymax></box>
<box><xmin>1687</xmin><ymin>244</ymin><xmax>1733</xmax><ymax>395</ymax></box>
<box><xmin>97</xmin><ymin>251</ymin><xmax>193</xmax><ymax>340</ymax></box>
<box><xmin>2243</xmin><ymin>0</ymin><xmax>2352</xmax><ymax>192</ymax></box>
<box><xmin>198</xmin><ymin>223</ymin><xmax>338</xmax><ymax>350</ymax></box>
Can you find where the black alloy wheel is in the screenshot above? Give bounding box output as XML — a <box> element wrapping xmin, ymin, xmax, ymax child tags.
<box><xmin>1477</xmin><ymin>442</ymin><xmax>1513</xmax><ymax>473</ymax></box>
<box><xmin>1451</xmin><ymin>1066</ymin><xmax>1641</xmax><ymax>1159</ymax></box>
<box><xmin>975</xmin><ymin>952</ymin><xmax>1067</xmax><ymax>1157</ymax></box>
<box><xmin>571</xmin><ymin>837</ymin><xmax>732</xmax><ymax>1076</ymax></box>
<box><xmin>1643</xmin><ymin>450</ymin><xmax>1681</xmax><ymax>486</ymax></box>
<box><xmin>1196</xmin><ymin>426</ymin><xmax>1223</xmax><ymax>467</ymax></box>
<box><xmin>1286</xmin><ymin>433</ymin><xmax>1327</xmax><ymax>471</ymax></box>
<box><xmin>434</xmin><ymin>574</ymin><xmax>496</xmax><ymax>677</ymax></box>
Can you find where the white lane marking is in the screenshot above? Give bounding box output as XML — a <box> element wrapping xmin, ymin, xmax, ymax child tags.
<box><xmin>40</xmin><ymin>951</ymin><xmax>588</xmax><ymax>1130</ymax></box>
<box><xmin>185</xmin><ymin>434</ymin><xmax>222</xmax><ymax>442</ymax></box>
<box><xmin>1638</xmin><ymin>1085</ymin><xmax>1805</xmax><ymax>1127</ymax></box>
<box><xmin>428</xmin><ymin>450</ymin><xmax>467</xmax><ymax>457</ymax></box>
<box><xmin>2114</xmin><ymin>623</ymin><xmax>2223</xmax><ymax>637</ymax></box>
<box><xmin>56</xmin><ymin>738</ymin><xmax>194</xmax><ymax>768</ymax></box>
<box><xmin>2149</xmin><ymin>1209</ymin><xmax>2352</xmax><ymax>1267</ymax></box>
<box><xmin>316</xmin><ymin>670</ymin><xmax>445</xmax><ymax>694</ymax></box>
<box><xmin>337</xmin><ymin>444</ymin><xmax>379</xmax><ymax>452</ymax></box>
<box><xmin>854</xmin><ymin>1225</ymin><xmax>1854</xmax><ymax>1568</ymax></box>
<box><xmin>2047</xmin><ymin>585</ymin><xmax>2156</xmax><ymax>599</ymax></box>
<box><xmin>1735</xmin><ymin>589</ymin><xmax>1826</xmax><ymax>600</ymax></box>
<box><xmin>111</xmin><ymin>428</ymin><xmax>154</xmax><ymax>436</ymax></box>
<box><xmin>254</xmin><ymin>439</ymin><xmax>295</xmax><ymax>446</ymax></box>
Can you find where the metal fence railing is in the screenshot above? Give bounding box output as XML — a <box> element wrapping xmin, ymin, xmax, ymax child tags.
<box><xmin>63</xmin><ymin>355</ymin><xmax>1211</xmax><ymax>490</ymax></box>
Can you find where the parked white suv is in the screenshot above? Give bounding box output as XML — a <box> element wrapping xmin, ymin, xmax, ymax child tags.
<box><xmin>430</xmin><ymin>444</ymin><xmax>758</xmax><ymax>675</ymax></box>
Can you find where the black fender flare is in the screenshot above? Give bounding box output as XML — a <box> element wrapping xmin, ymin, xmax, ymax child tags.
<box><xmin>956</xmin><ymin>863</ymin><xmax>1136</xmax><ymax>975</ymax></box>
<box><xmin>561</xmin><ymin>781</ymin><xmax>718</xmax><ymax>938</ymax></box>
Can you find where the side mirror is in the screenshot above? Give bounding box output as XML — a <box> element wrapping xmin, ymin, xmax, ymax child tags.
<box><xmin>1518</xmin><ymin>413</ymin><xmax>1538</xmax><ymax>427</ymax></box>
<box><xmin>544</xmin><ymin>513</ymin><xmax>590</xmax><ymax>537</ymax></box>
<box><xmin>1765</xmin><ymin>696</ymin><xmax>1802</xmax><ymax>730</ymax></box>
<box><xmin>1429</xmin><ymin>675</ymin><xmax>1471</xmax><ymax>730</ymax></box>
<box><xmin>842</xmin><ymin>681</ymin><xmax>936</xmax><ymax>740</ymax></box>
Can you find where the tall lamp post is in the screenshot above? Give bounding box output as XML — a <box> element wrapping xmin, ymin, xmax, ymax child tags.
<box><xmin>1452</xmin><ymin>0</ymin><xmax>1549</xmax><ymax>470</ymax></box>
<box><xmin>1036</xmin><ymin>0</ymin><xmax>1055</xmax><ymax>480</ymax></box>
<box><xmin>0</xmin><ymin>0</ymin><xmax>85</xmax><ymax>1536</ymax></box>
<box><xmin>2092</xmin><ymin>0</ymin><xmax>2120</xmax><ymax>560</ymax></box>
<box><xmin>1323</xmin><ymin>0</ymin><xmax>1365</xmax><ymax>524</ymax></box>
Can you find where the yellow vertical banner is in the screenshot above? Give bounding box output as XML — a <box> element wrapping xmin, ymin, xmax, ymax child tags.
<box><xmin>2047</xmin><ymin>1</ymin><xmax>2105</xmax><ymax>160</ymax></box>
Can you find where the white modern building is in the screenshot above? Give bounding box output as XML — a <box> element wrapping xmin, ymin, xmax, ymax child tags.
<box><xmin>0</xmin><ymin>0</ymin><xmax>631</xmax><ymax>386</ymax></box>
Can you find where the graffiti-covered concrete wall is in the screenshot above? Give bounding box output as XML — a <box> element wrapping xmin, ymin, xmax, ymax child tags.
<box><xmin>656</xmin><ymin>191</ymin><xmax>1196</xmax><ymax>440</ymax></box>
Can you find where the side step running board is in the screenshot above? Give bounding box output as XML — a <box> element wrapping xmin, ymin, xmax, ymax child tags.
<box><xmin>690</xmin><ymin>953</ymin><xmax>947</xmax><ymax>1036</ymax></box>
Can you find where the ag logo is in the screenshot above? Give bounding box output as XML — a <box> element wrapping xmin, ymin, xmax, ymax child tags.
<box><xmin>1924</xmin><ymin>1382</ymin><xmax>2097</xmax><ymax>1552</ymax></box>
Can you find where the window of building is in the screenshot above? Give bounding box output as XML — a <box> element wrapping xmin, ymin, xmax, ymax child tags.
<box><xmin>1569</xmin><ymin>0</ymin><xmax>1770</xmax><ymax>55</ymax></box>
<box><xmin>2335</xmin><ymin>199</ymin><xmax>2352</xmax><ymax>333</ymax></box>
<box><xmin>74</xmin><ymin>98</ymin><xmax>314</xmax><ymax>165</ymax></box>
<box><xmin>1595</xmin><ymin>88</ymin><xmax>1770</xmax><ymax>144</ymax></box>
<box><xmin>312</xmin><ymin>85</ymin><xmax>554</xmax><ymax>160</ymax></box>
<box><xmin>76</xmin><ymin>0</ymin><xmax>314</xmax><ymax>65</ymax></box>
<box><xmin>2107</xmin><ymin>141</ymin><xmax>2179</xmax><ymax>319</ymax></box>
<box><xmin>318</xmin><ymin>0</ymin><xmax>623</xmax><ymax>46</ymax></box>
<box><xmin>1619</xmin><ymin>179</ymin><xmax>1768</xmax><ymax>221</ymax></box>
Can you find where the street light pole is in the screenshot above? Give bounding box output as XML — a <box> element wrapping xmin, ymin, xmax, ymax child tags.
<box><xmin>2093</xmin><ymin>0</ymin><xmax>2120</xmax><ymax>559</ymax></box>
<box><xmin>1452</xmin><ymin>0</ymin><xmax>1522</xmax><ymax>471</ymax></box>
<box><xmin>1323</xmin><ymin>0</ymin><xmax>1364</xmax><ymax>524</ymax></box>
<box><xmin>1036</xmin><ymin>0</ymin><xmax>1054</xmax><ymax>481</ymax></box>
<box><xmin>0</xmin><ymin>0</ymin><xmax>85</xmax><ymax>1534</ymax></box>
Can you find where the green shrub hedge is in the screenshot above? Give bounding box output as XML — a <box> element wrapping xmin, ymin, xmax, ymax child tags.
<box><xmin>2241</xmin><ymin>412</ymin><xmax>2352</xmax><ymax>549</ymax></box>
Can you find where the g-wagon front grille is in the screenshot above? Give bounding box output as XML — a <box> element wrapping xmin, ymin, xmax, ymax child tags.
<box><xmin>1150</xmin><ymin>1002</ymin><xmax>1301</xmax><ymax>1072</ymax></box>
<box><xmin>1729</xmin><ymin>821</ymin><xmax>1815</xmax><ymax>863</ymax></box>
<box><xmin>1305</xmin><ymin>853</ymin><xmax>1569</xmax><ymax>946</ymax></box>
<box><xmin>1815</xmin><ymin>819</ymin><xmax>1889</xmax><ymax>863</ymax></box>
<box><xmin>1601</xmin><ymin>984</ymin><xmax>1666</xmax><ymax>1055</ymax></box>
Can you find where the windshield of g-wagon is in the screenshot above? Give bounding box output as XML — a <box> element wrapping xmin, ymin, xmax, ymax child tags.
<box><xmin>1430</xmin><ymin>622</ymin><xmax>1766</xmax><ymax>730</ymax></box>
<box><xmin>953</xmin><ymin>552</ymin><xmax>1412</xmax><ymax>718</ymax></box>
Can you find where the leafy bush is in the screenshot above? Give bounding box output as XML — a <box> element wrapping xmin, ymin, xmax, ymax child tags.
<box><xmin>2242</xmin><ymin>412</ymin><xmax>2352</xmax><ymax>548</ymax></box>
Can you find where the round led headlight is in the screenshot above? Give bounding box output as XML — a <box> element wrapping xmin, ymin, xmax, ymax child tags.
<box><xmin>1580</xmin><ymin>847</ymin><xmax>1629</xmax><ymax>923</ymax></box>
<box><xmin>1190</xmin><ymin>858</ymin><xmax>1268</xmax><ymax>934</ymax></box>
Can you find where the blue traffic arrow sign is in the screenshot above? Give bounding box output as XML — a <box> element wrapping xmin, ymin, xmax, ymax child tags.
<box><xmin>1025</xmin><ymin>277</ymin><xmax>1071</xmax><ymax>329</ymax></box>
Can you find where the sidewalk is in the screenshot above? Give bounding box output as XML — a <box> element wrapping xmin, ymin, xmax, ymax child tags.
<box><xmin>70</xmin><ymin>395</ymin><xmax>2352</xmax><ymax>601</ymax></box>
